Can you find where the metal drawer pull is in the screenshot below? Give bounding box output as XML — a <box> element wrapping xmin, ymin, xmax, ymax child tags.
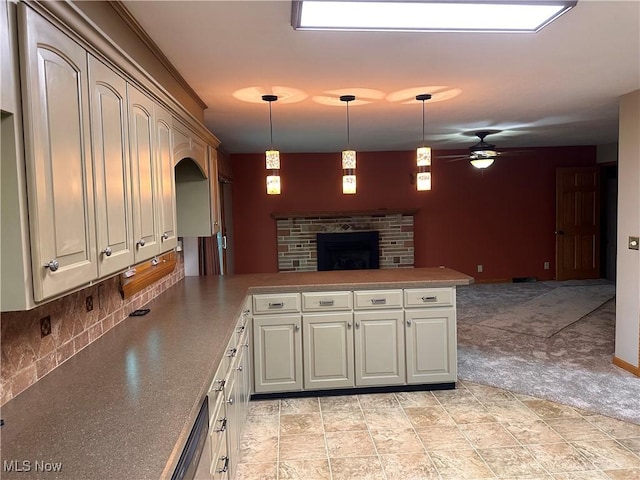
<box><xmin>268</xmin><ymin>302</ymin><xmax>284</xmax><ymax>308</ymax></box>
<box><xmin>319</xmin><ymin>299</ymin><xmax>335</xmax><ymax>306</ymax></box>
<box><xmin>161</xmin><ymin>232</ymin><xmax>169</xmax><ymax>240</ymax></box>
<box><xmin>421</xmin><ymin>296</ymin><xmax>437</xmax><ymax>302</ymax></box>
<box><xmin>355</xmin><ymin>321</ymin><xmax>360</xmax><ymax>328</ymax></box>
<box><xmin>102</xmin><ymin>247</ymin><xmax>112</xmax><ymax>257</ymax></box>
<box><xmin>347</xmin><ymin>322</ymin><xmax>352</xmax><ymax>328</ymax></box>
<box><xmin>237</xmin><ymin>325</ymin><xmax>245</xmax><ymax>333</ymax></box>
<box><xmin>295</xmin><ymin>324</ymin><xmax>300</xmax><ymax>331</ymax></box>
<box><xmin>237</xmin><ymin>365</ymin><xmax>243</xmax><ymax>372</ymax></box>
<box><xmin>43</xmin><ymin>259</ymin><xmax>59</xmax><ymax>272</ymax></box>
<box><xmin>243</xmin><ymin>309</ymin><xmax>250</xmax><ymax>315</ymax></box>
<box><xmin>227</xmin><ymin>397</ymin><xmax>234</xmax><ymax>405</ymax></box>
<box><xmin>406</xmin><ymin>319</ymin><xmax>412</xmax><ymax>326</ymax></box>
<box><xmin>214</xmin><ymin>378</ymin><xmax>225</xmax><ymax>391</ymax></box>
<box><xmin>214</xmin><ymin>417</ymin><xmax>227</xmax><ymax>432</ymax></box>
<box><xmin>371</xmin><ymin>298</ymin><xmax>387</xmax><ymax>305</ymax></box>
<box><xmin>137</xmin><ymin>238</ymin><xmax>145</xmax><ymax>247</ymax></box>
<box><xmin>227</xmin><ymin>347</ymin><xmax>237</xmax><ymax>357</ymax></box>
<box><xmin>217</xmin><ymin>456</ymin><xmax>229</xmax><ymax>473</ymax></box>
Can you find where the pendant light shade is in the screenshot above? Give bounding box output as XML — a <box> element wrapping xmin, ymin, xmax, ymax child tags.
<box><xmin>262</xmin><ymin>95</ymin><xmax>281</xmax><ymax>194</ymax></box>
<box><xmin>340</xmin><ymin>95</ymin><xmax>356</xmax><ymax>194</ymax></box>
<box><xmin>416</xmin><ymin>94</ymin><xmax>432</xmax><ymax>191</ymax></box>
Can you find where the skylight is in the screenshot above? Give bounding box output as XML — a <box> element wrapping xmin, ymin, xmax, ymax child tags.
<box><xmin>292</xmin><ymin>1</ymin><xmax>577</xmax><ymax>33</ymax></box>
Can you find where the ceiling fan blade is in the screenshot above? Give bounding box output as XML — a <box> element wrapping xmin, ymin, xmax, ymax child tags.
<box><xmin>435</xmin><ymin>154</ymin><xmax>469</xmax><ymax>159</ymax></box>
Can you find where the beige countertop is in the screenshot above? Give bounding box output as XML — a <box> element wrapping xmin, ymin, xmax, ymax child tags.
<box><xmin>0</xmin><ymin>268</ymin><xmax>472</xmax><ymax>479</ymax></box>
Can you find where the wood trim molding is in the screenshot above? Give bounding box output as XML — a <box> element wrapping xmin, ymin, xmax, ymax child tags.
<box><xmin>613</xmin><ymin>356</ymin><xmax>640</xmax><ymax>377</ymax></box>
<box><xmin>107</xmin><ymin>1</ymin><xmax>208</xmax><ymax>111</ymax></box>
<box><xmin>271</xmin><ymin>209</ymin><xmax>419</xmax><ymax>219</ymax></box>
<box><xmin>120</xmin><ymin>251</ymin><xmax>177</xmax><ymax>299</ymax></box>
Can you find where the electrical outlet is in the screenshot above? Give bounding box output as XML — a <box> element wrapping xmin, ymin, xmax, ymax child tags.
<box><xmin>86</xmin><ymin>295</ymin><xmax>93</xmax><ymax>312</ymax></box>
<box><xmin>477</xmin><ymin>264</ymin><xmax>483</xmax><ymax>273</ymax></box>
<box><xmin>544</xmin><ymin>261</ymin><xmax>550</xmax><ymax>270</ymax></box>
<box><xmin>40</xmin><ymin>316</ymin><xmax>51</xmax><ymax>337</ymax></box>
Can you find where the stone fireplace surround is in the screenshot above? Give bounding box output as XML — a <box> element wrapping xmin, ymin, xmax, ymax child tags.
<box><xmin>274</xmin><ymin>210</ymin><xmax>416</xmax><ymax>272</ymax></box>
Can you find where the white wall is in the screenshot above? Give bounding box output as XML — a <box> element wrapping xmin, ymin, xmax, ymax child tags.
<box><xmin>615</xmin><ymin>89</ymin><xmax>640</xmax><ymax>368</ymax></box>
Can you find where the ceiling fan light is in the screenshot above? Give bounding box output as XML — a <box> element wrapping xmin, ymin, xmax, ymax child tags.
<box><xmin>470</xmin><ymin>158</ymin><xmax>495</xmax><ymax>169</ymax></box>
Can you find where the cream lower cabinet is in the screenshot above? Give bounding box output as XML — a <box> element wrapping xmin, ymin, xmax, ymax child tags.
<box><xmin>303</xmin><ymin>312</ymin><xmax>355</xmax><ymax>390</ymax></box>
<box><xmin>354</xmin><ymin>310</ymin><xmax>405</xmax><ymax>386</ymax></box>
<box><xmin>405</xmin><ymin>309</ymin><xmax>456</xmax><ymax>383</ymax></box>
<box><xmin>252</xmin><ymin>314</ymin><xmax>303</xmax><ymax>394</ymax></box>
<box><xmin>206</xmin><ymin>301</ymin><xmax>252</xmax><ymax>480</ymax></box>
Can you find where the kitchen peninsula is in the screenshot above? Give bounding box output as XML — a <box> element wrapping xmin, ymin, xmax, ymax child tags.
<box><xmin>0</xmin><ymin>268</ymin><xmax>472</xmax><ymax>480</ymax></box>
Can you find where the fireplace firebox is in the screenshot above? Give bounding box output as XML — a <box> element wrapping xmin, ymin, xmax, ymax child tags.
<box><xmin>316</xmin><ymin>231</ymin><xmax>380</xmax><ymax>271</ymax></box>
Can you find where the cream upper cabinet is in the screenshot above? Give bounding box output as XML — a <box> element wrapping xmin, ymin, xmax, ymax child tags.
<box><xmin>155</xmin><ymin>103</ymin><xmax>177</xmax><ymax>251</ymax></box>
<box><xmin>128</xmin><ymin>84</ymin><xmax>160</xmax><ymax>262</ymax></box>
<box><xmin>18</xmin><ymin>5</ymin><xmax>97</xmax><ymax>301</ymax></box>
<box><xmin>88</xmin><ymin>55</ymin><xmax>134</xmax><ymax>276</ymax></box>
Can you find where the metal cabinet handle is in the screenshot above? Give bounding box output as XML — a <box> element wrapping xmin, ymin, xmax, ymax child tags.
<box><xmin>227</xmin><ymin>347</ymin><xmax>237</xmax><ymax>357</ymax></box>
<box><xmin>243</xmin><ymin>309</ymin><xmax>250</xmax><ymax>315</ymax></box>
<box><xmin>371</xmin><ymin>298</ymin><xmax>387</xmax><ymax>305</ymax></box>
<box><xmin>137</xmin><ymin>239</ymin><xmax>146</xmax><ymax>247</ymax></box>
<box><xmin>43</xmin><ymin>259</ymin><xmax>59</xmax><ymax>272</ymax></box>
<box><xmin>268</xmin><ymin>302</ymin><xmax>284</xmax><ymax>308</ymax></box>
<box><xmin>237</xmin><ymin>325</ymin><xmax>245</xmax><ymax>333</ymax></box>
<box><xmin>295</xmin><ymin>324</ymin><xmax>300</xmax><ymax>331</ymax></box>
<box><xmin>102</xmin><ymin>247</ymin><xmax>113</xmax><ymax>257</ymax></box>
<box><xmin>355</xmin><ymin>321</ymin><xmax>360</xmax><ymax>328</ymax></box>
<box><xmin>214</xmin><ymin>378</ymin><xmax>225</xmax><ymax>391</ymax></box>
<box><xmin>217</xmin><ymin>456</ymin><xmax>229</xmax><ymax>473</ymax></box>
<box><xmin>347</xmin><ymin>322</ymin><xmax>352</xmax><ymax>328</ymax></box>
<box><xmin>421</xmin><ymin>296</ymin><xmax>437</xmax><ymax>302</ymax></box>
<box><xmin>319</xmin><ymin>299</ymin><xmax>335</xmax><ymax>307</ymax></box>
<box><xmin>237</xmin><ymin>365</ymin><xmax>243</xmax><ymax>372</ymax></box>
<box><xmin>162</xmin><ymin>232</ymin><xmax>169</xmax><ymax>240</ymax></box>
<box><xmin>214</xmin><ymin>417</ymin><xmax>227</xmax><ymax>432</ymax></box>
<box><xmin>406</xmin><ymin>318</ymin><xmax>412</xmax><ymax>326</ymax></box>
<box><xmin>227</xmin><ymin>397</ymin><xmax>234</xmax><ymax>405</ymax></box>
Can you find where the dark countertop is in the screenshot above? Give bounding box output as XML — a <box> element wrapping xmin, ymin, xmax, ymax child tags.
<box><xmin>0</xmin><ymin>268</ymin><xmax>472</xmax><ymax>480</ymax></box>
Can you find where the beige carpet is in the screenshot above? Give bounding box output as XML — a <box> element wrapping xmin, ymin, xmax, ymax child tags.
<box><xmin>478</xmin><ymin>284</ymin><xmax>616</xmax><ymax>338</ymax></box>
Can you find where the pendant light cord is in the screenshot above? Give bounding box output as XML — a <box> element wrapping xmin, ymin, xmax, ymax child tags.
<box><xmin>421</xmin><ymin>99</ymin><xmax>425</xmax><ymax>147</ymax></box>
<box><xmin>346</xmin><ymin>100</ymin><xmax>351</xmax><ymax>148</ymax></box>
<box><xmin>269</xmin><ymin>101</ymin><xmax>274</xmax><ymax>149</ymax></box>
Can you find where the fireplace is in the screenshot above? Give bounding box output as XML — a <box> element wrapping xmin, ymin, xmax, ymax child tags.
<box><xmin>317</xmin><ymin>231</ymin><xmax>380</xmax><ymax>271</ymax></box>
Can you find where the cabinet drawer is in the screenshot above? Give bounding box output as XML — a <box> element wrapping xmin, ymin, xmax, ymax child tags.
<box><xmin>302</xmin><ymin>291</ymin><xmax>352</xmax><ymax>311</ymax></box>
<box><xmin>354</xmin><ymin>289</ymin><xmax>403</xmax><ymax>309</ymax></box>
<box><xmin>253</xmin><ymin>293</ymin><xmax>301</xmax><ymax>314</ymax></box>
<box><xmin>404</xmin><ymin>288</ymin><xmax>453</xmax><ymax>308</ymax></box>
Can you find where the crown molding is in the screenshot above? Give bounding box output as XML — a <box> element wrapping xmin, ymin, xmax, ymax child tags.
<box><xmin>107</xmin><ymin>1</ymin><xmax>208</xmax><ymax>111</ymax></box>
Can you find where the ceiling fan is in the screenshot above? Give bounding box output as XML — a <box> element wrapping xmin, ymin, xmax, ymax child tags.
<box><xmin>438</xmin><ymin>130</ymin><xmax>524</xmax><ymax>169</ymax></box>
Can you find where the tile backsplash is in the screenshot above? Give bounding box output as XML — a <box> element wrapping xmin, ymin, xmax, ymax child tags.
<box><xmin>0</xmin><ymin>254</ymin><xmax>185</xmax><ymax>406</ymax></box>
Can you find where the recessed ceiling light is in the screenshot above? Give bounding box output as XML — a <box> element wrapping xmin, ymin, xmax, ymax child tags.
<box><xmin>292</xmin><ymin>1</ymin><xmax>576</xmax><ymax>33</ymax></box>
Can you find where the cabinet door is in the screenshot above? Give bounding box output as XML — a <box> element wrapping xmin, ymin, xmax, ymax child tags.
<box><xmin>253</xmin><ymin>314</ymin><xmax>302</xmax><ymax>393</ymax></box>
<box><xmin>128</xmin><ymin>84</ymin><xmax>160</xmax><ymax>261</ymax></box>
<box><xmin>405</xmin><ymin>308</ymin><xmax>457</xmax><ymax>384</ymax></box>
<box><xmin>18</xmin><ymin>5</ymin><xmax>97</xmax><ymax>301</ymax></box>
<box><xmin>155</xmin><ymin>103</ymin><xmax>177</xmax><ymax>251</ymax></box>
<box><xmin>303</xmin><ymin>312</ymin><xmax>354</xmax><ymax>390</ymax></box>
<box><xmin>88</xmin><ymin>55</ymin><xmax>134</xmax><ymax>276</ymax></box>
<box><xmin>354</xmin><ymin>310</ymin><xmax>405</xmax><ymax>386</ymax></box>
<box><xmin>223</xmin><ymin>364</ymin><xmax>238</xmax><ymax>480</ymax></box>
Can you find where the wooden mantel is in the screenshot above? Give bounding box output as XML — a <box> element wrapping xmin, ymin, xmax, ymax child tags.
<box><xmin>271</xmin><ymin>209</ymin><xmax>419</xmax><ymax>220</ymax></box>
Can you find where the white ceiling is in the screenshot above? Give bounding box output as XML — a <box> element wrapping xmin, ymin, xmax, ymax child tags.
<box><xmin>122</xmin><ymin>0</ymin><xmax>639</xmax><ymax>154</ymax></box>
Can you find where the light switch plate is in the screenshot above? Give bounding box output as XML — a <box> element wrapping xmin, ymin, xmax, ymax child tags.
<box><xmin>629</xmin><ymin>236</ymin><xmax>639</xmax><ymax>250</ymax></box>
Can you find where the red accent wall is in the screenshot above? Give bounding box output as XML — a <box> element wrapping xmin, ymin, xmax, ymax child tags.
<box><xmin>231</xmin><ymin>147</ymin><xmax>596</xmax><ymax>280</ymax></box>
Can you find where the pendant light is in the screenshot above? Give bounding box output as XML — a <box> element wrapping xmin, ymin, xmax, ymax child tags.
<box><xmin>340</xmin><ymin>95</ymin><xmax>356</xmax><ymax>194</ymax></box>
<box><xmin>416</xmin><ymin>94</ymin><xmax>432</xmax><ymax>191</ymax></box>
<box><xmin>262</xmin><ymin>94</ymin><xmax>281</xmax><ymax>195</ymax></box>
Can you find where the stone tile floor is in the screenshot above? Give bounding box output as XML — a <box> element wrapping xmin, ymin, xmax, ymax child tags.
<box><xmin>236</xmin><ymin>381</ymin><xmax>640</xmax><ymax>479</ymax></box>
